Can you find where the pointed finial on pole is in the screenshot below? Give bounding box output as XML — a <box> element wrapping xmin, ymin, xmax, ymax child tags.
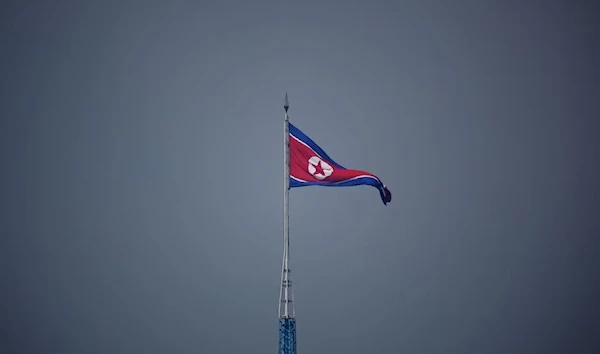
<box><xmin>284</xmin><ymin>92</ymin><xmax>289</xmax><ymax>112</ymax></box>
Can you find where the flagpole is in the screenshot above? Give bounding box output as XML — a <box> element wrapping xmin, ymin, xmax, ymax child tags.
<box><xmin>283</xmin><ymin>92</ymin><xmax>290</xmax><ymax>318</ymax></box>
<box><xmin>278</xmin><ymin>93</ymin><xmax>296</xmax><ymax>354</ymax></box>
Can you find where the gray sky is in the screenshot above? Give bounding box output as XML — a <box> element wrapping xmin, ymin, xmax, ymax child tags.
<box><xmin>1</xmin><ymin>0</ymin><xmax>599</xmax><ymax>353</ymax></box>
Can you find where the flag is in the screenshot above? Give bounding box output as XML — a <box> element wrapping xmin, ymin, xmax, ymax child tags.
<box><xmin>288</xmin><ymin>122</ymin><xmax>392</xmax><ymax>205</ymax></box>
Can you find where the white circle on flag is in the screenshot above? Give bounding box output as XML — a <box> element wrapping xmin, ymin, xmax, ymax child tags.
<box><xmin>307</xmin><ymin>156</ymin><xmax>334</xmax><ymax>180</ymax></box>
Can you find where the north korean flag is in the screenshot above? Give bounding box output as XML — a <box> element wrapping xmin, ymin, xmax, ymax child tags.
<box><xmin>289</xmin><ymin>122</ymin><xmax>392</xmax><ymax>205</ymax></box>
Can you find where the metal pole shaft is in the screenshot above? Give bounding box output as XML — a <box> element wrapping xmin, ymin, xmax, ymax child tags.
<box><xmin>283</xmin><ymin>108</ymin><xmax>290</xmax><ymax>317</ymax></box>
<box><xmin>279</xmin><ymin>93</ymin><xmax>293</xmax><ymax>319</ymax></box>
<box><xmin>279</xmin><ymin>93</ymin><xmax>296</xmax><ymax>354</ymax></box>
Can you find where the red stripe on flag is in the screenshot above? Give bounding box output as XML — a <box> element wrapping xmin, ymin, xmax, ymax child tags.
<box><xmin>290</xmin><ymin>134</ymin><xmax>379</xmax><ymax>184</ymax></box>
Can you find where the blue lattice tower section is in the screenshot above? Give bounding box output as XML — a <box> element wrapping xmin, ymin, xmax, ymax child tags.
<box><xmin>278</xmin><ymin>318</ymin><xmax>296</xmax><ymax>354</ymax></box>
<box><xmin>278</xmin><ymin>93</ymin><xmax>297</xmax><ymax>354</ymax></box>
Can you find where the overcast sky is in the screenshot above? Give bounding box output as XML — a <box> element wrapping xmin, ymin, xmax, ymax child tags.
<box><xmin>1</xmin><ymin>1</ymin><xmax>599</xmax><ymax>353</ymax></box>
